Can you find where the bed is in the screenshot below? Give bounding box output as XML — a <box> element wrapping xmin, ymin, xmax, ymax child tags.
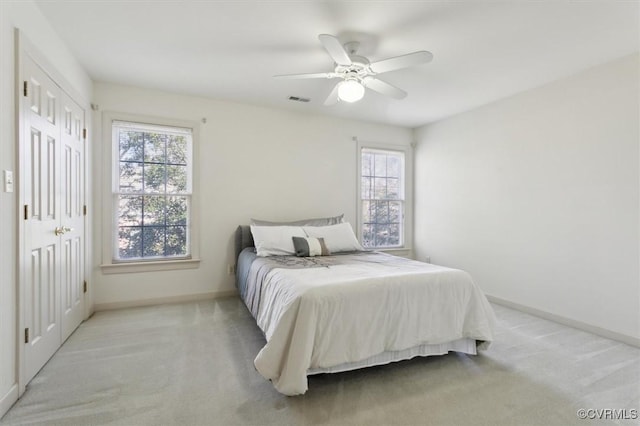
<box><xmin>235</xmin><ymin>220</ymin><xmax>496</xmax><ymax>396</ymax></box>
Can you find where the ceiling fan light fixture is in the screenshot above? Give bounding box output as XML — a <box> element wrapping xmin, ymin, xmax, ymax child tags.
<box><xmin>275</xmin><ymin>34</ymin><xmax>432</xmax><ymax>106</ymax></box>
<box><xmin>337</xmin><ymin>79</ymin><xmax>365</xmax><ymax>103</ymax></box>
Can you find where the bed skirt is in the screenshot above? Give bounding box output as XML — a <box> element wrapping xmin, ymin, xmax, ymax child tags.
<box><xmin>307</xmin><ymin>338</ymin><xmax>477</xmax><ymax>375</ymax></box>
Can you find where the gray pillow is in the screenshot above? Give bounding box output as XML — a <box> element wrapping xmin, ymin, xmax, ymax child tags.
<box><xmin>251</xmin><ymin>214</ymin><xmax>344</xmax><ymax>227</ymax></box>
<box><xmin>292</xmin><ymin>236</ymin><xmax>331</xmax><ymax>257</ymax></box>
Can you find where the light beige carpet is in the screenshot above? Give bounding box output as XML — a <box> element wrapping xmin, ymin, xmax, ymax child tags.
<box><xmin>1</xmin><ymin>298</ymin><xmax>638</xmax><ymax>426</ymax></box>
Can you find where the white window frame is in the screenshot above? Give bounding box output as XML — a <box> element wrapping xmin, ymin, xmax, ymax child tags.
<box><xmin>356</xmin><ymin>140</ymin><xmax>413</xmax><ymax>253</ymax></box>
<box><xmin>100</xmin><ymin>112</ymin><xmax>200</xmax><ymax>273</ymax></box>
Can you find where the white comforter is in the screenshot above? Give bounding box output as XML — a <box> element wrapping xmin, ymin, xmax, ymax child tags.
<box><xmin>251</xmin><ymin>253</ymin><xmax>496</xmax><ymax>395</ymax></box>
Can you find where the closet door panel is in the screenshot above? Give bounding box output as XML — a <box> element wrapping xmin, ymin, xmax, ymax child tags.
<box><xmin>60</xmin><ymin>92</ymin><xmax>85</xmax><ymax>341</ymax></box>
<box><xmin>22</xmin><ymin>57</ymin><xmax>62</xmax><ymax>384</ymax></box>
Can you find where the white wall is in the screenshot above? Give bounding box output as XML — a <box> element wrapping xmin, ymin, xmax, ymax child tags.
<box><xmin>92</xmin><ymin>82</ymin><xmax>413</xmax><ymax>308</ymax></box>
<box><xmin>0</xmin><ymin>0</ymin><xmax>92</xmax><ymax>418</ymax></box>
<box><xmin>414</xmin><ymin>54</ymin><xmax>639</xmax><ymax>343</ymax></box>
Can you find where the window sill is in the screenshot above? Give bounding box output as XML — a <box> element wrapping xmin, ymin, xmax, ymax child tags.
<box><xmin>373</xmin><ymin>247</ymin><xmax>411</xmax><ymax>257</ymax></box>
<box><xmin>100</xmin><ymin>258</ymin><xmax>201</xmax><ymax>274</ymax></box>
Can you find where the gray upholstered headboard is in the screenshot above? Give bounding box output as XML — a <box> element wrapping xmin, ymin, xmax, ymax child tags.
<box><xmin>235</xmin><ymin>225</ymin><xmax>254</xmax><ymax>260</ymax></box>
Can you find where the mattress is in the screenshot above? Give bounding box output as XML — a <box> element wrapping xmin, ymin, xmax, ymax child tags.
<box><xmin>236</xmin><ymin>247</ymin><xmax>496</xmax><ymax>395</ymax></box>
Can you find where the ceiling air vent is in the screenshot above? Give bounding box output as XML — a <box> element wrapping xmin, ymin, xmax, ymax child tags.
<box><xmin>288</xmin><ymin>96</ymin><xmax>310</xmax><ymax>103</ymax></box>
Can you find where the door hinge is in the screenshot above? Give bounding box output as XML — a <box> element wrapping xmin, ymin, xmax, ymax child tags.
<box><xmin>83</xmin><ymin>205</ymin><xmax>87</xmax><ymax>216</ymax></box>
<box><xmin>82</xmin><ymin>128</ymin><xmax>87</xmax><ymax>139</ymax></box>
<box><xmin>24</xmin><ymin>204</ymin><xmax>28</xmax><ymax>220</ymax></box>
<box><xmin>24</xmin><ymin>328</ymin><xmax>29</xmax><ymax>344</ymax></box>
<box><xmin>83</xmin><ymin>280</ymin><xmax>87</xmax><ymax>293</ymax></box>
<box><xmin>23</xmin><ymin>81</ymin><xmax>28</xmax><ymax>97</ymax></box>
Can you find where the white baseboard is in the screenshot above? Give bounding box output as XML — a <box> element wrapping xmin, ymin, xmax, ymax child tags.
<box><xmin>0</xmin><ymin>384</ymin><xmax>18</xmax><ymax>420</ymax></box>
<box><xmin>93</xmin><ymin>290</ymin><xmax>238</xmax><ymax>312</ymax></box>
<box><xmin>487</xmin><ymin>295</ymin><xmax>640</xmax><ymax>348</ymax></box>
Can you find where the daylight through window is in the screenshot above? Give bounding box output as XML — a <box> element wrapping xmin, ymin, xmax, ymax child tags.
<box><xmin>113</xmin><ymin>121</ymin><xmax>192</xmax><ymax>261</ymax></box>
<box><xmin>360</xmin><ymin>148</ymin><xmax>405</xmax><ymax>248</ymax></box>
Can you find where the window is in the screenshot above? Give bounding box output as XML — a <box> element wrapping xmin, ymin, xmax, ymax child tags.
<box><xmin>360</xmin><ymin>147</ymin><xmax>405</xmax><ymax>249</ymax></box>
<box><xmin>112</xmin><ymin>120</ymin><xmax>193</xmax><ymax>262</ymax></box>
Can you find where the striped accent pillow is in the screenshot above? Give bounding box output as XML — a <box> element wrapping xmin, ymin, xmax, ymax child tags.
<box><xmin>292</xmin><ymin>237</ymin><xmax>330</xmax><ymax>257</ymax></box>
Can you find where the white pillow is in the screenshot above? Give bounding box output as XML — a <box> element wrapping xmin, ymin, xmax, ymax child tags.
<box><xmin>303</xmin><ymin>222</ymin><xmax>363</xmax><ymax>253</ymax></box>
<box><xmin>250</xmin><ymin>225</ymin><xmax>306</xmax><ymax>257</ymax></box>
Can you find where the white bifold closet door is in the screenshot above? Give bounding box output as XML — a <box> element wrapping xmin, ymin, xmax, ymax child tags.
<box><xmin>21</xmin><ymin>53</ymin><xmax>86</xmax><ymax>385</ymax></box>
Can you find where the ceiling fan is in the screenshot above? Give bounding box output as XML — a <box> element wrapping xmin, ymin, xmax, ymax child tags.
<box><xmin>274</xmin><ymin>34</ymin><xmax>433</xmax><ymax>105</ymax></box>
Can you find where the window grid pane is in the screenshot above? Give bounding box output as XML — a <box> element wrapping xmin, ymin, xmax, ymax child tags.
<box><xmin>360</xmin><ymin>148</ymin><xmax>404</xmax><ymax>249</ymax></box>
<box><xmin>114</xmin><ymin>122</ymin><xmax>192</xmax><ymax>261</ymax></box>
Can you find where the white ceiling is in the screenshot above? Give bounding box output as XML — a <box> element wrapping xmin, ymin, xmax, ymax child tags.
<box><xmin>35</xmin><ymin>1</ymin><xmax>639</xmax><ymax>128</ymax></box>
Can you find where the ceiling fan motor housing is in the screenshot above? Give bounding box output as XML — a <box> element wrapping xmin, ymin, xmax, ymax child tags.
<box><xmin>336</xmin><ymin>56</ymin><xmax>372</xmax><ymax>82</ymax></box>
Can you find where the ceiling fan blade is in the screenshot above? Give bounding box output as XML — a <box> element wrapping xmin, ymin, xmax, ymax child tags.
<box><xmin>362</xmin><ymin>77</ymin><xmax>407</xmax><ymax>99</ymax></box>
<box><xmin>318</xmin><ymin>34</ymin><xmax>352</xmax><ymax>66</ymax></box>
<box><xmin>369</xmin><ymin>51</ymin><xmax>433</xmax><ymax>74</ymax></box>
<box><xmin>324</xmin><ymin>82</ymin><xmax>340</xmax><ymax>106</ymax></box>
<box><xmin>273</xmin><ymin>72</ymin><xmax>337</xmax><ymax>79</ymax></box>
